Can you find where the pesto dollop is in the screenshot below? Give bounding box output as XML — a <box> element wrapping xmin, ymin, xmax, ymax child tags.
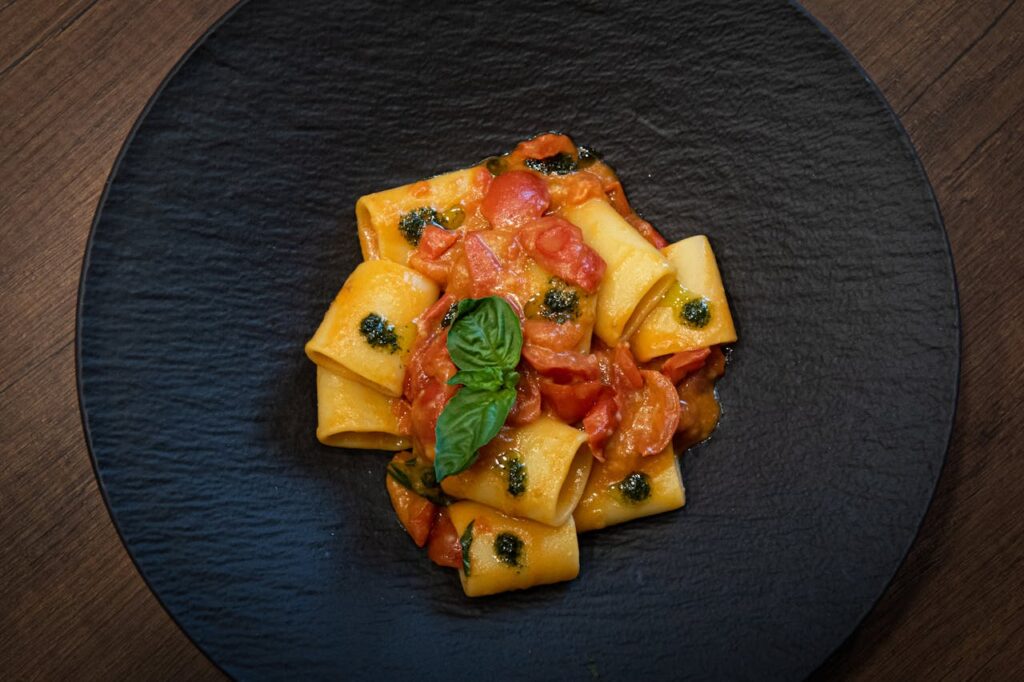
<box><xmin>398</xmin><ymin>206</ymin><xmax>442</xmax><ymax>246</ymax></box>
<box><xmin>359</xmin><ymin>313</ymin><xmax>399</xmax><ymax>352</ymax></box>
<box><xmin>493</xmin><ymin>532</ymin><xmax>524</xmax><ymax>567</ymax></box>
<box><xmin>541</xmin><ymin>280</ymin><xmax>580</xmax><ymax>323</ymax></box>
<box><xmin>386</xmin><ymin>456</ymin><xmax>450</xmax><ymax>505</ymax></box>
<box><xmin>507</xmin><ymin>455</ymin><xmax>527</xmax><ymax>497</ymax></box>
<box><xmin>681</xmin><ymin>297</ymin><xmax>711</xmax><ymax>329</ymax></box>
<box><xmin>524</xmin><ymin>152</ymin><xmax>577</xmax><ymax>175</ymax></box>
<box><xmin>440</xmin><ymin>301</ymin><xmax>459</xmax><ymax>328</ymax></box>
<box><xmin>618</xmin><ymin>472</ymin><xmax>652</xmax><ymax>503</ymax></box>
<box><xmin>460</xmin><ymin>521</ymin><xmax>474</xmax><ymax>576</ymax></box>
<box><xmin>576</xmin><ymin>145</ymin><xmax>601</xmax><ymax>169</ymax></box>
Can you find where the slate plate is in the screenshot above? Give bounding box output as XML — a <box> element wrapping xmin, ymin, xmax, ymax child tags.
<box><xmin>78</xmin><ymin>1</ymin><xmax>960</xmax><ymax>679</ymax></box>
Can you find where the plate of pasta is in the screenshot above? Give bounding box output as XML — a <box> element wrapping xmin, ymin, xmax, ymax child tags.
<box><xmin>78</xmin><ymin>0</ymin><xmax>959</xmax><ymax>679</ymax></box>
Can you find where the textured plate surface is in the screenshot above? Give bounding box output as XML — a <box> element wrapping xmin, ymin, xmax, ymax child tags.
<box><xmin>79</xmin><ymin>1</ymin><xmax>959</xmax><ymax>679</ymax></box>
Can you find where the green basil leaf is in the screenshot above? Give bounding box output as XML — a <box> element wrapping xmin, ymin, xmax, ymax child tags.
<box><xmin>434</xmin><ymin>385</ymin><xmax>517</xmax><ymax>480</ymax></box>
<box><xmin>447</xmin><ymin>296</ymin><xmax>523</xmax><ymax>371</ymax></box>
<box><xmin>448</xmin><ymin>367</ymin><xmax>506</xmax><ymax>391</ymax></box>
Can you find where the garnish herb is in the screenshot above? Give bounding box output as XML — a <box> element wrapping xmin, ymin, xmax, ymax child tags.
<box><xmin>359</xmin><ymin>313</ymin><xmax>399</xmax><ymax>352</ymax></box>
<box><xmin>618</xmin><ymin>472</ymin><xmax>652</xmax><ymax>503</ymax></box>
<box><xmin>398</xmin><ymin>206</ymin><xmax>442</xmax><ymax>246</ymax></box>
<box><xmin>506</xmin><ymin>455</ymin><xmax>527</xmax><ymax>497</ymax></box>
<box><xmin>524</xmin><ymin>151</ymin><xmax>578</xmax><ymax>175</ymax></box>
<box><xmin>493</xmin><ymin>532</ymin><xmax>524</xmax><ymax>567</ymax></box>
<box><xmin>434</xmin><ymin>297</ymin><xmax>524</xmax><ymax>481</ymax></box>
<box><xmin>460</xmin><ymin>521</ymin><xmax>475</xmax><ymax>576</ymax></box>
<box><xmin>387</xmin><ymin>457</ymin><xmax>450</xmax><ymax>506</ymax></box>
<box><xmin>681</xmin><ymin>297</ymin><xmax>711</xmax><ymax>329</ymax></box>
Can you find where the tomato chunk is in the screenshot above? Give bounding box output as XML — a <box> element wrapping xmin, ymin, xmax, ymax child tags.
<box><xmin>516</xmin><ymin>217</ymin><xmax>606</xmax><ymax>293</ymax></box>
<box><xmin>660</xmin><ymin>348</ymin><xmax>711</xmax><ymax>384</ymax></box>
<box><xmin>521</xmin><ymin>344</ymin><xmax>601</xmax><ymax>382</ymax></box>
<box><xmin>426</xmin><ymin>509</ymin><xmax>462</xmax><ymax>569</ymax></box>
<box><xmin>508</xmin><ymin>369</ymin><xmax>542</xmax><ymax>426</ymax></box>
<box><xmin>613</xmin><ymin>344</ymin><xmax>644</xmax><ymax>391</ymax></box>
<box><xmin>415</xmin><ymin>293</ymin><xmax>456</xmax><ymax>337</ymax></box>
<box><xmin>386</xmin><ymin>473</ymin><xmax>437</xmax><ymax>547</ymax></box>
<box><xmin>463</xmin><ymin>232</ymin><xmax>502</xmax><ymax>296</ymax></box>
<box><xmin>583</xmin><ymin>389</ymin><xmax>619</xmax><ymax>459</ymax></box>
<box><xmin>616</xmin><ymin>370</ymin><xmax>681</xmax><ymax>457</ymax></box>
<box><xmin>523</xmin><ymin>318</ymin><xmax>584</xmax><ymax>351</ymax></box>
<box><xmin>481</xmin><ymin>170</ymin><xmax>551</xmax><ymax>229</ymax></box>
<box><xmin>417</xmin><ymin>225</ymin><xmax>459</xmax><ymax>259</ymax></box>
<box><xmin>514</xmin><ymin>133</ymin><xmax>575</xmax><ymax>160</ymax></box>
<box><xmin>625</xmin><ymin>214</ymin><xmax>668</xmax><ymax>249</ymax></box>
<box><xmin>539</xmin><ymin>379</ymin><xmax>604</xmax><ymax>423</ymax></box>
<box><xmin>409</xmin><ymin>379</ymin><xmax>455</xmax><ymax>449</ymax></box>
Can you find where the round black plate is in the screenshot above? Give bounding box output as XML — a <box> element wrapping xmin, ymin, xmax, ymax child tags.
<box><xmin>79</xmin><ymin>1</ymin><xmax>959</xmax><ymax>679</ymax></box>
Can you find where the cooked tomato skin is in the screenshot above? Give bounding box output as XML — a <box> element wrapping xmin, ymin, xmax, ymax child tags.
<box><xmin>521</xmin><ymin>343</ymin><xmax>601</xmax><ymax>383</ymax></box>
<box><xmin>583</xmin><ymin>389</ymin><xmax>619</xmax><ymax>458</ymax></box>
<box><xmin>463</xmin><ymin>232</ymin><xmax>503</xmax><ymax>297</ymax></box>
<box><xmin>516</xmin><ymin>217</ymin><xmax>606</xmax><ymax>294</ymax></box>
<box><xmin>426</xmin><ymin>509</ymin><xmax>462</xmax><ymax>568</ymax></box>
<box><xmin>660</xmin><ymin>347</ymin><xmax>711</xmax><ymax>384</ymax></box>
<box><xmin>617</xmin><ymin>370</ymin><xmax>681</xmax><ymax>457</ymax></box>
<box><xmin>386</xmin><ymin>475</ymin><xmax>437</xmax><ymax>547</ymax></box>
<box><xmin>522</xmin><ymin>318</ymin><xmax>585</xmax><ymax>351</ymax></box>
<box><xmin>539</xmin><ymin>379</ymin><xmax>604</xmax><ymax>423</ymax></box>
<box><xmin>612</xmin><ymin>344</ymin><xmax>643</xmax><ymax>391</ymax></box>
<box><xmin>481</xmin><ymin>170</ymin><xmax>551</xmax><ymax>229</ymax></box>
<box><xmin>508</xmin><ymin>369</ymin><xmax>542</xmax><ymax>426</ymax></box>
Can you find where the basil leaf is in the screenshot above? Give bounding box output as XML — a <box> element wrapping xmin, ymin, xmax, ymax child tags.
<box><xmin>447</xmin><ymin>297</ymin><xmax>523</xmax><ymax>371</ymax></box>
<box><xmin>434</xmin><ymin>386</ymin><xmax>517</xmax><ymax>480</ymax></box>
<box><xmin>448</xmin><ymin>368</ymin><xmax>506</xmax><ymax>392</ymax></box>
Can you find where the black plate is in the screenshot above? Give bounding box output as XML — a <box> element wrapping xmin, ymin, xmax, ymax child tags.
<box><xmin>78</xmin><ymin>1</ymin><xmax>959</xmax><ymax>679</ymax></box>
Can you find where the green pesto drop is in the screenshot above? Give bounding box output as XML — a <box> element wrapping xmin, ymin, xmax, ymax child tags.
<box><xmin>386</xmin><ymin>457</ymin><xmax>449</xmax><ymax>506</ymax></box>
<box><xmin>397</xmin><ymin>206</ymin><xmax>441</xmax><ymax>246</ymax></box>
<box><xmin>524</xmin><ymin>152</ymin><xmax>578</xmax><ymax>175</ymax></box>
<box><xmin>576</xmin><ymin>145</ymin><xmax>602</xmax><ymax>169</ymax></box>
<box><xmin>681</xmin><ymin>297</ymin><xmax>712</xmax><ymax>329</ymax></box>
<box><xmin>459</xmin><ymin>521</ymin><xmax>474</xmax><ymax>576</ymax></box>
<box><xmin>493</xmin><ymin>532</ymin><xmax>524</xmax><ymax>567</ymax></box>
<box><xmin>440</xmin><ymin>301</ymin><xmax>459</xmax><ymax>328</ymax></box>
<box><xmin>439</xmin><ymin>205</ymin><xmax>465</xmax><ymax>229</ymax></box>
<box><xmin>359</xmin><ymin>313</ymin><xmax>399</xmax><ymax>352</ymax></box>
<box><xmin>541</xmin><ymin>283</ymin><xmax>580</xmax><ymax>324</ymax></box>
<box><xmin>507</xmin><ymin>455</ymin><xmax>527</xmax><ymax>497</ymax></box>
<box><xmin>618</xmin><ymin>472</ymin><xmax>652</xmax><ymax>503</ymax></box>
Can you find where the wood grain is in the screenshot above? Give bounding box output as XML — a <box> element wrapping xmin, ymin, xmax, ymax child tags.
<box><xmin>0</xmin><ymin>0</ymin><xmax>1020</xmax><ymax>679</ymax></box>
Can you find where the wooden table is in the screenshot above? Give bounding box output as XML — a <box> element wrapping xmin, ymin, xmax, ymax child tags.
<box><xmin>2</xmin><ymin>1</ymin><xmax>1021</xmax><ymax>678</ymax></box>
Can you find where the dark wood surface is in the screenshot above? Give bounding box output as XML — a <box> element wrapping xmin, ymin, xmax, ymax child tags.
<box><xmin>1</xmin><ymin>1</ymin><xmax>1020</xmax><ymax>679</ymax></box>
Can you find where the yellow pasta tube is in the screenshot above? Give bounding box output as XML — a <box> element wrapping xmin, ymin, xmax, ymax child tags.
<box><xmin>573</xmin><ymin>445</ymin><xmax>685</xmax><ymax>533</ymax></box>
<box><xmin>315</xmin><ymin>366</ymin><xmax>410</xmax><ymax>450</ymax></box>
<box><xmin>356</xmin><ymin>166</ymin><xmax>490</xmax><ymax>264</ymax></box>
<box><xmin>305</xmin><ymin>260</ymin><xmax>438</xmax><ymax>396</ymax></box>
<box><xmin>440</xmin><ymin>416</ymin><xmax>593</xmax><ymax>527</ymax></box>
<box><xmin>562</xmin><ymin>199</ymin><xmax>674</xmax><ymax>345</ymax></box>
<box><xmin>631</xmin><ymin>235</ymin><xmax>737</xmax><ymax>361</ymax></box>
<box><xmin>447</xmin><ymin>501</ymin><xmax>580</xmax><ymax>597</ymax></box>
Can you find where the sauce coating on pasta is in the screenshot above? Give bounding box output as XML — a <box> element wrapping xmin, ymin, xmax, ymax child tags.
<box><xmin>305</xmin><ymin>133</ymin><xmax>737</xmax><ymax>596</ymax></box>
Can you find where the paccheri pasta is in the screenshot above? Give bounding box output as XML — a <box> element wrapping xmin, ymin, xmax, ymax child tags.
<box><xmin>304</xmin><ymin>133</ymin><xmax>737</xmax><ymax>596</ymax></box>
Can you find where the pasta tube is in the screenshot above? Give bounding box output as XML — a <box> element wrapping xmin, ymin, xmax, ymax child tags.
<box><xmin>631</xmin><ymin>235</ymin><xmax>737</xmax><ymax>361</ymax></box>
<box><xmin>440</xmin><ymin>416</ymin><xmax>592</xmax><ymax>527</ymax></box>
<box><xmin>305</xmin><ymin>260</ymin><xmax>438</xmax><ymax>396</ymax></box>
<box><xmin>448</xmin><ymin>501</ymin><xmax>579</xmax><ymax>597</ymax></box>
<box><xmin>562</xmin><ymin>199</ymin><xmax>674</xmax><ymax>345</ymax></box>
<box><xmin>315</xmin><ymin>366</ymin><xmax>410</xmax><ymax>450</ymax></box>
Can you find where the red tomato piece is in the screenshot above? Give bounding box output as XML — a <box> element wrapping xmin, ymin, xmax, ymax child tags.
<box><xmin>613</xmin><ymin>344</ymin><xmax>644</xmax><ymax>391</ymax></box>
<box><xmin>583</xmin><ymin>389</ymin><xmax>619</xmax><ymax>459</ymax></box>
<box><xmin>539</xmin><ymin>379</ymin><xmax>604</xmax><ymax>423</ymax></box>
<box><xmin>521</xmin><ymin>344</ymin><xmax>601</xmax><ymax>383</ymax></box>
<box><xmin>508</xmin><ymin>370</ymin><xmax>542</xmax><ymax>426</ymax></box>
<box><xmin>517</xmin><ymin>217</ymin><xmax>606</xmax><ymax>293</ymax></box>
<box><xmin>522</xmin><ymin>318</ymin><xmax>585</xmax><ymax>351</ymax></box>
<box><xmin>660</xmin><ymin>348</ymin><xmax>712</xmax><ymax>384</ymax></box>
<box><xmin>417</xmin><ymin>225</ymin><xmax>459</xmax><ymax>260</ymax></box>
<box><xmin>480</xmin><ymin>170</ymin><xmax>551</xmax><ymax>229</ymax></box>
<box><xmin>415</xmin><ymin>293</ymin><xmax>456</xmax><ymax>337</ymax></box>
<box><xmin>619</xmin><ymin>370</ymin><xmax>681</xmax><ymax>457</ymax></box>
<box><xmin>463</xmin><ymin>232</ymin><xmax>502</xmax><ymax>296</ymax></box>
<box><xmin>426</xmin><ymin>509</ymin><xmax>462</xmax><ymax>569</ymax></box>
<box><xmin>386</xmin><ymin>475</ymin><xmax>437</xmax><ymax>548</ymax></box>
<box><xmin>410</xmin><ymin>379</ymin><xmax>455</xmax><ymax>449</ymax></box>
<box><xmin>514</xmin><ymin>133</ymin><xmax>575</xmax><ymax>160</ymax></box>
